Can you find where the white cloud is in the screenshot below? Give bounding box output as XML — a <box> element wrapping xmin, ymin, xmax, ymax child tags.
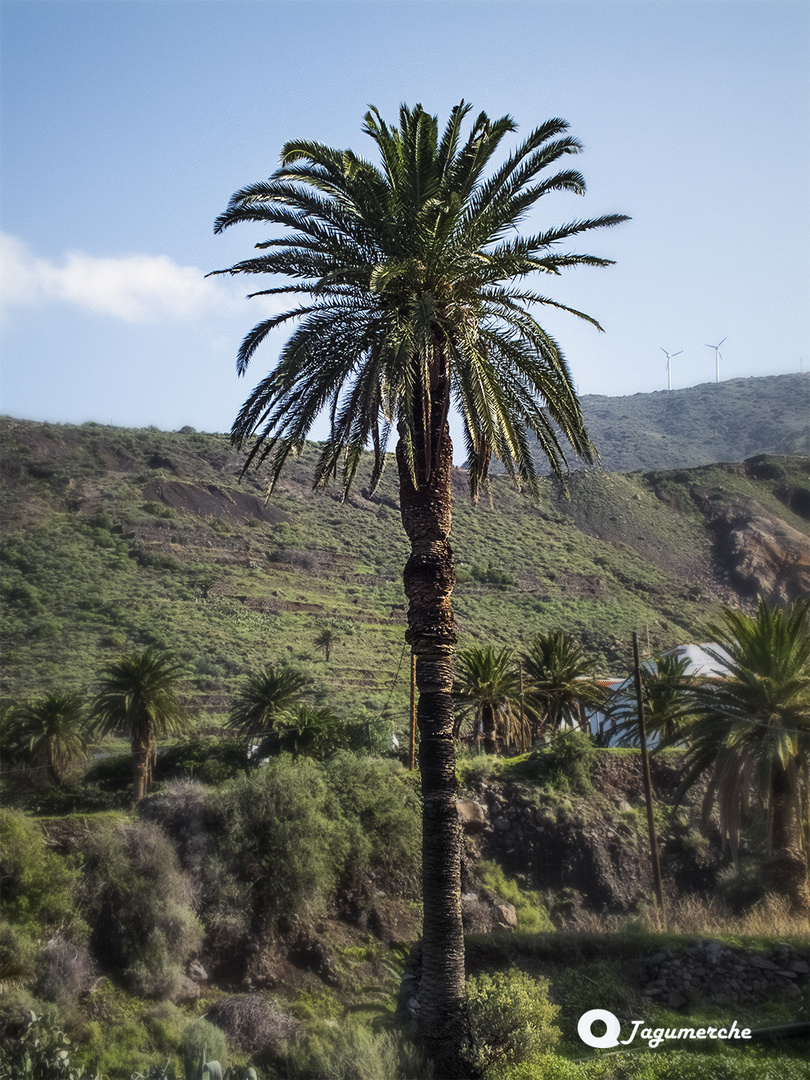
<box><xmin>0</xmin><ymin>233</ymin><xmax>248</xmax><ymax>323</ymax></box>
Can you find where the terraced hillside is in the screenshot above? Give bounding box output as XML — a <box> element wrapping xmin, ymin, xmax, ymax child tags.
<box><xmin>1</xmin><ymin>414</ymin><xmax>807</xmax><ymax>737</ymax></box>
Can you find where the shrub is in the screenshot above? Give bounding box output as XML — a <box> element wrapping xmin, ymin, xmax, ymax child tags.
<box><xmin>207</xmin><ymin>994</ymin><xmax>301</xmax><ymax>1054</ymax></box>
<box><xmin>138</xmin><ymin>780</ymin><xmax>212</xmax><ymax>879</ymax></box>
<box><xmin>466</xmin><ymin>970</ymin><xmax>561</xmax><ymax>1073</ymax></box>
<box><xmin>23</xmin><ymin>780</ymin><xmax>130</xmax><ymax>815</ymax></box>
<box><xmin>715</xmin><ymin>859</ymin><xmax>770</xmax><ymax>913</ymax></box>
<box><xmin>343</xmin><ymin>709</ymin><xmax>398</xmax><ymax>757</ymax></box>
<box><xmin>182</xmin><ymin>1018</ymin><xmax>228</xmax><ymax>1075</ymax></box>
<box><xmin>38</xmin><ymin>934</ymin><xmax>97</xmax><ymax>1001</ymax></box>
<box><xmin>83</xmin><ymin>752</ymin><xmax>134</xmax><ymax>791</ymax></box>
<box><xmin>0</xmin><ymin>810</ymin><xmax>84</xmax><ymax>945</ymax></box>
<box><xmin>280</xmin><ymin>1017</ymin><xmax>429</xmax><ymax>1080</ymax></box>
<box><xmin>143</xmin><ymin>1001</ymin><xmax>185</xmax><ymax>1057</ymax></box>
<box><xmin>456</xmin><ymin>750</ymin><xmax>505</xmax><ymax>788</ymax></box>
<box><xmin>82</xmin><ymin>821</ymin><xmax>202</xmax><ymax>999</ymax></box>
<box><xmin>470</xmin><ymin>563</ymin><xmax>517</xmax><ymax>588</ymax></box>
<box><xmin>322</xmin><ymin>753</ymin><xmax>421</xmax><ymax>893</ymax></box>
<box><xmin>535</xmin><ymin>730</ymin><xmax>596</xmax><ymax>794</ymax></box>
<box><xmin>156</xmin><ymin>738</ymin><xmax>251</xmax><ymax>785</ymax></box>
<box><xmin>207</xmin><ymin>758</ymin><xmax>347</xmax><ymax>930</ymax></box>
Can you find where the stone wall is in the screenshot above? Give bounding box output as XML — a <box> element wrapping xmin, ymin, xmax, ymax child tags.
<box><xmin>640</xmin><ymin>940</ymin><xmax>809</xmax><ymax>1009</ymax></box>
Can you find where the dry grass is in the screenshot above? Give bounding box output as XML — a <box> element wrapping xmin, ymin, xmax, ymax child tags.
<box><xmin>559</xmin><ymin>893</ymin><xmax>810</xmax><ymax>938</ymax></box>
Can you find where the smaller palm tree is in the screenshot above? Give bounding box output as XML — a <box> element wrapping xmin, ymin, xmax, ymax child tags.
<box><xmin>227</xmin><ymin>664</ymin><xmax>312</xmax><ymax>741</ymax></box>
<box><xmin>16</xmin><ymin>691</ymin><xmax>91</xmax><ymax>786</ymax></box>
<box><xmin>268</xmin><ymin>704</ymin><xmax>347</xmax><ymax>761</ymax></box>
<box><xmin>314</xmin><ymin>627</ymin><xmax>338</xmax><ymax>663</ymax></box>
<box><xmin>91</xmin><ymin>647</ymin><xmax>192</xmax><ymax>803</ymax></box>
<box><xmin>454</xmin><ymin>645</ymin><xmax>525</xmax><ymax>754</ymax></box>
<box><xmin>522</xmin><ymin>630</ymin><xmax>606</xmax><ymax>739</ymax></box>
<box><xmin>674</xmin><ymin>598</ymin><xmax>810</xmax><ymax>912</ymax></box>
<box><xmin>611</xmin><ymin>653</ymin><xmax>698</xmax><ymax>747</ymax></box>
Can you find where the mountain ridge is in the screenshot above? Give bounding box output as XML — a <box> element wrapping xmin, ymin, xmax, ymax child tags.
<box><xmin>567</xmin><ymin>372</ymin><xmax>809</xmax><ymax>473</ymax></box>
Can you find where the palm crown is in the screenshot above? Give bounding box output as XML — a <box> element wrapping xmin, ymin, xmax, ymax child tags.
<box><xmin>16</xmin><ymin>691</ymin><xmax>91</xmax><ymax>787</ymax></box>
<box><xmin>454</xmin><ymin>644</ymin><xmax>524</xmax><ymax>751</ymax></box>
<box><xmin>91</xmin><ymin>647</ymin><xmax>192</xmax><ymax>802</ymax></box>
<box><xmin>212</xmin><ymin>102</ymin><xmax>628</xmax><ymax>500</ymax></box>
<box><xmin>522</xmin><ymin>629</ymin><xmax>607</xmax><ymax>734</ymax></box>
<box><xmin>612</xmin><ymin>653</ymin><xmax>698</xmax><ymax>747</ymax></box>
<box><xmin>227</xmin><ymin>664</ymin><xmax>312</xmax><ymax>739</ymax></box>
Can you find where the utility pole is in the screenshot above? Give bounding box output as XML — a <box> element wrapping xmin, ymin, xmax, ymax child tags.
<box><xmin>519</xmin><ymin>661</ymin><xmax>526</xmax><ymax>752</ymax></box>
<box><xmin>633</xmin><ymin>632</ymin><xmax>666</xmax><ymax>920</ymax></box>
<box><xmin>409</xmin><ymin>650</ymin><xmax>416</xmax><ymax>771</ymax></box>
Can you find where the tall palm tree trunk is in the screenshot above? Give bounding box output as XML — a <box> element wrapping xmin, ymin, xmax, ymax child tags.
<box><xmin>132</xmin><ymin>734</ymin><xmax>150</xmax><ymax>804</ymax></box>
<box><xmin>481</xmin><ymin>702</ymin><xmax>498</xmax><ymax>755</ymax></box>
<box><xmin>396</xmin><ymin>411</ymin><xmax>467</xmax><ymax>1073</ymax></box>
<box><xmin>769</xmin><ymin>764</ymin><xmax>810</xmax><ymax>915</ymax></box>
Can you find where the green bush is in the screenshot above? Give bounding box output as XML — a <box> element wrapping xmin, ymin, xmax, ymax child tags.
<box><xmin>82</xmin><ymin>821</ymin><xmax>202</xmax><ymax>999</ymax></box>
<box><xmin>22</xmin><ymin>781</ymin><xmax>130</xmax><ymax>815</ymax></box>
<box><xmin>322</xmin><ymin>753</ymin><xmax>420</xmax><ymax>893</ymax></box>
<box><xmin>156</xmin><ymin>738</ymin><xmax>251</xmax><ymax>785</ymax></box>
<box><xmin>535</xmin><ymin>730</ymin><xmax>596</xmax><ymax>794</ymax></box>
<box><xmin>0</xmin><ymin>810</ymin><xmax>84</xmax><ymax>960</ymax></box>
<box><xmin>343</xmin><ymin>709</ymin><xmax>398</xmax><ymax>758</ymax></box>
<box><xmin>279</xmin><ymin>1016</ymin><xmax>429</xmax><ymax>1080</ymax></box>
<box><xmin>83</xmin><ymin>753</ymin><xmax>134</xmax><ymax>792</ymax></box>
<box><xmin>456</xmin><ymin>750</ymin><xmax>506</xmax><ymax>788</ymax></box>
<box><xmin>466</xmin><ymin>970</ymin><xmax>561</xmax><ymax>1074</ymax></box>
<box><xmin>470</xmin><ymin>563</ymin><xmax>517</xmax><ymax>588</ymax></box>
<box><xmin>550</xmin><ymin>959</ymin><xmax>637</xmax><ymax>1043</ymax></box>
<box><xmin>208</xmin><ymin>758</ymin><xmax>347</xmax><ymax>931</ymax></box>
<box><xmin>489</xmin><ymin>1049</ymin><xmax>810</xmax><ymax>1080</ymax></box>
<box><xmin>182</xmin><ymin>1018</ymin><xmax>228</xmax><ymax>1075</ymax></box>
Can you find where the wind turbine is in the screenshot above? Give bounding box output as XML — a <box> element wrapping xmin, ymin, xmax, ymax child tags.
<box><xmin>705</xmin><ymin>337</ymin><xmax>727</xmax><ymax>383</ymax></box>
<box><xmin>661</xmin><ymin>348</ymin><xmax>682</xmax><ymax>391</ymax></box>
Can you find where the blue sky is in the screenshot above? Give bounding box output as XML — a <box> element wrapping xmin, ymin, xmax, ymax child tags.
<box><xmin>1</xmin><ymin>0</ymin><xmax>808</xmax><ymax>438</ymax></box>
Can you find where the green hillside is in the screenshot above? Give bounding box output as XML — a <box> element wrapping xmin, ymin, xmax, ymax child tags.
<box><xmin>2</xmin><ymin>411</ymin><xmax>807</xmax><ymax>736</ymax></box>
<box><xmin>558</xmin><ymin>372</ymin><xmax>809</xmax><ymax>474</ymax></box>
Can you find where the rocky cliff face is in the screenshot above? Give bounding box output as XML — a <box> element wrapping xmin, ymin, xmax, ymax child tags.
<box><xmin>692</xmin><ymin>460</ymin><xmax>810</xmax><ymax>605</ymax></box>
<box><xmin>458</xmin><ymin>753</ymin><xmax>723</xmax><ymax>919</ymax></box>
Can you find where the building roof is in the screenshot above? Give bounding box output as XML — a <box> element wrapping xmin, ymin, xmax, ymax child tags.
<box><xmin>662</xmin><ymin>643</ymin><xmax>732</xmax><ymax>678</ymax></box>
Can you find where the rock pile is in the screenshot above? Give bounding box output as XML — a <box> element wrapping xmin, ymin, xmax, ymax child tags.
<box><xmin>640</xmin><ymin>941</ymin><xmax>809</xmax><ymax>1008</ymax></box>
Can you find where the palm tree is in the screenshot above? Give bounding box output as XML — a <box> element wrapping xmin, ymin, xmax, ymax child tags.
<box><xmin>611</xmin><ymin>653</ymin><xmax>698</xmax><ymax>747</ymax></box>
<box><xmin>314</xmin><ymin>627</ymin><xmax>338</xmax><ymax>663</ymax></box>
<box><xmin>16</xmin><ymin>691</ymin><xmax>91</xmax><ymax>786</ymax></box>
<box><xmin>267</xmin><ymin>703</ymin><xmax>348</xmax><ymax>761</ymax></box>
<box><xmin>211</xmin><ymin>101</ymin><xmax>626</xmax><ymax>1069</ymax></box>
<box><xmin>91</xmin><ymin>647</ymin><xmax>192</xmax><ymax>803</ymax></box>
<box><xmin>227</xmin><ymin>664</ymin><xmax>312</xmax><ymax>742</ymax></box>
<box><xmin>675</xmin><ymin>598</ymin><xmax>810</xmax><ymax>913</ymax></box>
<box><xmin>454</xmin><ymin>645</ymin><xmax>526</xmax><ymax>753</ymax></box>
<box><xmin>522</xmin><ymin>630</ymin><xmax>607</xmax><ymax>739</ymax></box>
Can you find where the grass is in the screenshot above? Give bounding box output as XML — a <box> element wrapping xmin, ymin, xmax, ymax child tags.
<box><xmin>558</xmin><ymin>893</ymin><xmax>809</xmax><ymax>941</ymax></box>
